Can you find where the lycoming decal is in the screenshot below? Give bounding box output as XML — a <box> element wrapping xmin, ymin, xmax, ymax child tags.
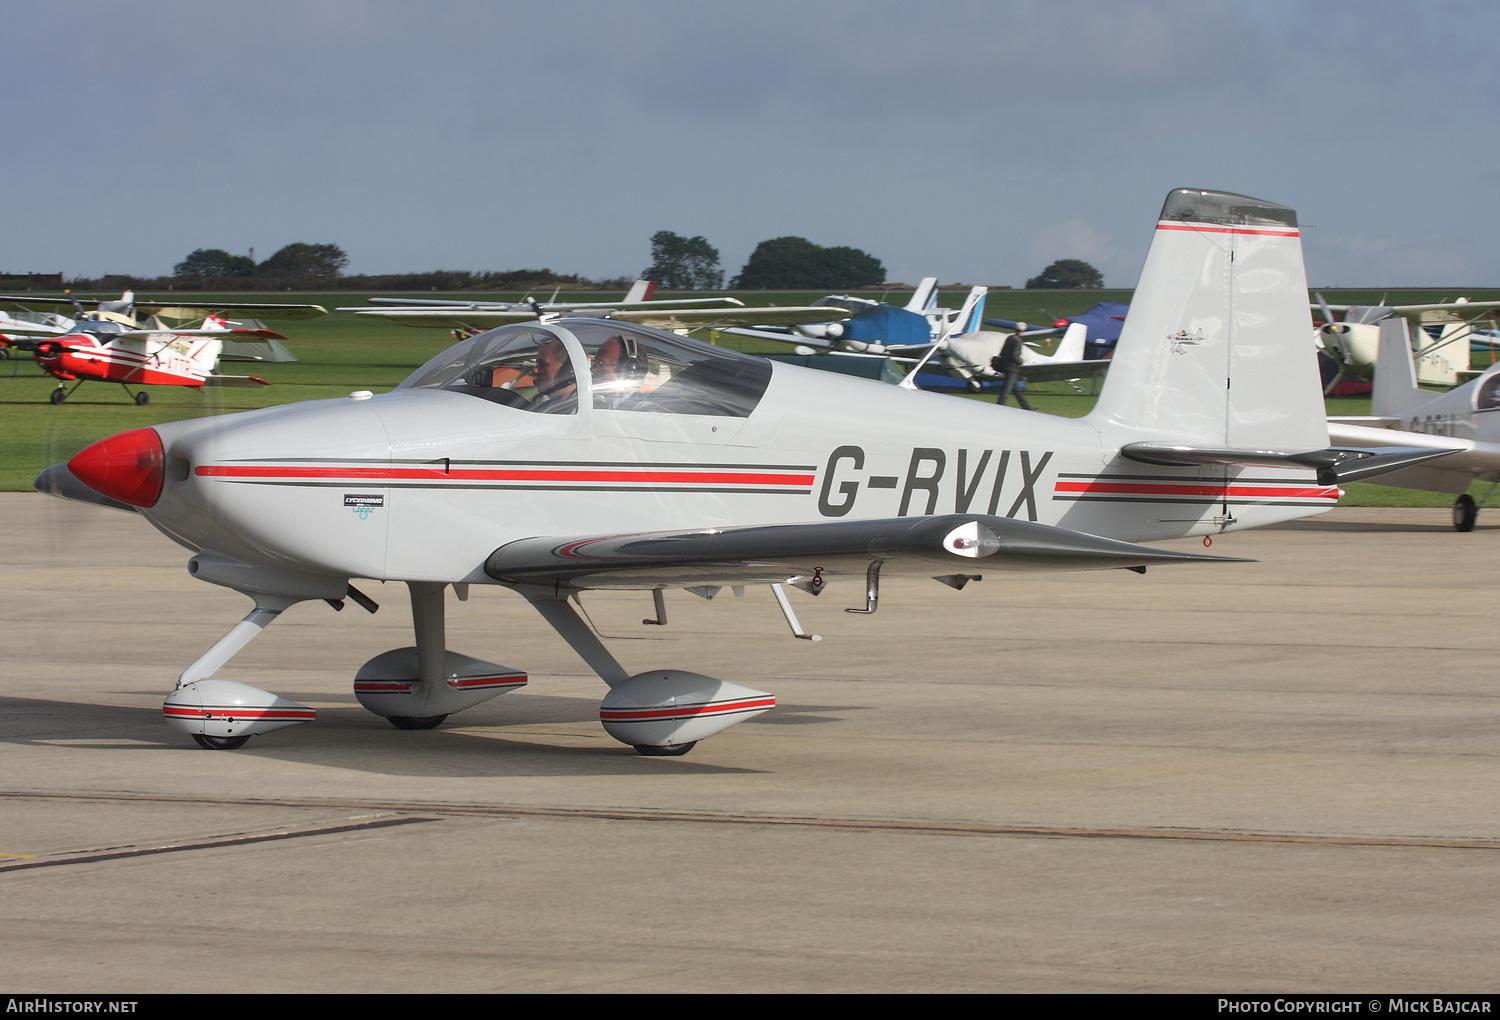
<box><xmin>344</xmin><ymin>493</ymin><xmax>384</xmax><ymax>520</ymax></box>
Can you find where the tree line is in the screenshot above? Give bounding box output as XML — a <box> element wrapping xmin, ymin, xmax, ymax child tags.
<box><xmin>56</xmin><ymin>237</ymin><xmax>1102</xmax><ymax>292</ymax></box>
<box><xmin>645</xmin><ymin>231</ymin><xmax>885</xmax><ymax>290</ymax></box>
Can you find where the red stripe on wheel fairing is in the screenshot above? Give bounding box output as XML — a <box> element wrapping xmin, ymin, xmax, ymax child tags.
<box><xmin>600</xmin><ymin>697</ymin><xmax>776</xmax><ymax>722</ymax></box>
<box><xmin>162</xmin><ymin>706</ymin><xmax>315</xmax><ymax>720</ymax></box>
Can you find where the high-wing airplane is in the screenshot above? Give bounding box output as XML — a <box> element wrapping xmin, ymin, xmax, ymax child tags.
<box><xmin>338</xmin><ymin>279</ymin><xmax>845</xmax><ymax>335</ymax></box>
<box><xmin>1315</xmin><ymin>294</ymin><xmax>1500</xmax><ymax>391</ymax></box>
<box><xmin>1328</xmin><ymin>315</ymin><xmax>1500</xmax><ymax>530</ymax></box>
<box><xmin>37</xmin><ymin>188</ymin><xmax>1447</xmax><ymax>756</ymax></box>
<box><xmin>0</xmin><ymin>292</ymin><xmax>327</xmax><ymax>404</ymax></box>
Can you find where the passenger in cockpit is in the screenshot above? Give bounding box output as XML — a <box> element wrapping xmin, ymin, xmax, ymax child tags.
<box><xmin>593</xmin><ymin>335</ymin><xmax>650</xmax><ymax>409</ymax></box>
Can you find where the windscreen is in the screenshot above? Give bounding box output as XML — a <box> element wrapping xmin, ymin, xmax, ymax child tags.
<box><xmin>565</xmin><ymin>320</ymin><xmax>771</xmax><ymax>417</ymax></box>
<box><xmin>398</xmin><ymin>326</ymin><xmax>578</xmax><ymax>414</ymax></box>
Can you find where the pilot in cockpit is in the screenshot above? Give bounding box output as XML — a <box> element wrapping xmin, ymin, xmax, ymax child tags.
<box><xmin>592</xmin><ymin>334</ymin><xmax>650</xmax><ymax>409</ymax></box>
<box><xmin>529</xmin><ymin>337</ymin><xmax>578</xmax><ymax>412</ymax></box>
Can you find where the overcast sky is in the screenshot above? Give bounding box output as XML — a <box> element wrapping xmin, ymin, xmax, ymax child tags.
<box><xmin>4</xmin><ymin>0</ymin><xmax>1497</xmax><ymax>289</ymax></box>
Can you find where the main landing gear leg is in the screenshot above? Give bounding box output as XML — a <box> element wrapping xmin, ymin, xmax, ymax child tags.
<box><xmin>389</xmin><ymin>581</ymin><xmax>451</xmax><ymax>730</ymax></box>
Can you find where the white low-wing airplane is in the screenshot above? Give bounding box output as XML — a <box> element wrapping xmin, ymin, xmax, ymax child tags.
<box><xmin>903</xmin><ymin>319</ymin><xmax>1107</xmax><ymax>392</ymax></box>
<box><xmin>1328</xmin><ymin>315</ymin><xmax>1500</xmax><ymax>530</ymax></box>
<box><xmin>37</xmin><ymin>189</ymin><xmax>1447</xmax><ymax>756</ymax></box>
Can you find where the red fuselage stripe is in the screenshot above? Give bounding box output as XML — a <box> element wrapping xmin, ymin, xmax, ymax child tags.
<box><xmin>1055</xmin><ymin>481</ymin><xmax>1337</xmax><ymax>499</ymax></box>
<box><xmin>197</xmin><ymin>465</ymin><xmax>814</xmax><ymax>485</ymax></box>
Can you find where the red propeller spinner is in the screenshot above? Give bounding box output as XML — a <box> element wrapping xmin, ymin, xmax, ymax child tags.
<box><xmin>68</xmin><ymin>428</ymin><xmax>165</xmax><ymax>507</ymax></box>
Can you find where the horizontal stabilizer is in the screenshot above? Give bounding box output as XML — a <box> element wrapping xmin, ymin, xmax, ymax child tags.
<box><xmin>1122</xmin><ymin>441</ymin><xmax>1456</xmax><ymax>485</ymax></box>
<box><xmin>485</xmin><ymin>514</ymin><xmax>1246</xmax><ymax>590</ymax></box>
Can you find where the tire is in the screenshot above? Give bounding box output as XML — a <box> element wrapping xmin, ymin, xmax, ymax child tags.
<box><xmin>134</xmin><ymin>391</ymin><xmax>150</xmax><ymax>406</ymax></box>
<box><xmin>49</xmin><ymin>389</ymin><xmax>65</xmax><ymax>405</ymax></box>
<box><xmin>1454</xmin><ymin>494</ymin><xmax>1478</xmax><ymax>532</ymax></box>
<box><xmin>388</xmin><ymin>714</ymin><xmax>448</xmax><ymax>730</ymax></box>
<box><xmin>965</xmin><ymin>379</ymin><xmax>984</xmax><ymax>393</ymax></box>
<box><xmin>633</xmin><ymin>741</ymin><xmax>696</xmax><ymax>757</ymax></box>
<box><xmin>192</xmin><ymin>733</ymin><xmax>250</xmax><ymax>750</ymax></box>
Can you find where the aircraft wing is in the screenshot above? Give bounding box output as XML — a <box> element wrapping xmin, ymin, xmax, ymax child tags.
<box><xmin>0</xmin><ymin>296</ymin><xmax>80</xmax><ymax>315</ymax></box>
<box><xmin>202</xmin><ymin>374</ymin><xmax>272</xmax><ymax>387</ymax></box>
<box><xmin>484</xmin><ymin>513</ymin><xmax>1245</xmax><ymax>591</ymax></box>
<box><xmin>134</xmin><ymin>301</ymin><xmax>327</xmax><ymax>321</ymax></box>
<box><xmin>0</xmin><ymin>323</ymin><xmax>67</xmax><ymax>337</ymax></box>
<box><xmin>118</xmin><ymin>328</ymin><xmax>290</xmax><ymax>340</ymax></box>
<box><xmin>348</xmin><ymin>305</ymin><xmax>848</xmax><ymax>331</ymax></box>
<box><xmin>718</xmin><ymin>326</ymin><xmax>833</xmax><ymax>349</ymax></box>
<box><xmin>1386</xmin><ymin>301</ymin><xmax>1500</xmax><ymax>320</ymax></box>
<box><xmin>607</xmin><ymin>306</ymin><xmax>849</xmax><ymax>328</ymax></box>
<box><xmin>1019</xmin><ymin>359</ymin><xmax>1111</xmax><ymax>384</ymax></box>
<box><xmin>347</xmin><ymin>308</ymin><xmax>541</xmax><ymax>329</ymax></box>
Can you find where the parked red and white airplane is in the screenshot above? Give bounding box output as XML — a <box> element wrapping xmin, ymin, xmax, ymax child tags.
<box><xmin>0</xmin><ymin>293</ymin><xmax>327</xmax><ymax>404</ymax></box>
<box><xmin>37</xmin><ymin>189</ymin><xmax>1445</xmax><ymax>755</ymax></box>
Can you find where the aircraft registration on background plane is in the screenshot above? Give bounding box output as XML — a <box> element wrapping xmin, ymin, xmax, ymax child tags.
<box><xmin>0</xmin><ymin>292</ymin><xmax>328</xmax><ymax>404</ymax></box>
<box><xmin>1329</xmin><ymin>315</ymin><xmax>1500</xmax><ymax>530</ymax></box>
<box><xmin>339</xmin><ymin>279</ymin><xmax>847</xmax><ymax>335</ymax></box>
<box><xmin>37</xmin><ymin>188</ymin><xmax>1445</xmax><ymax>756</ymax></box>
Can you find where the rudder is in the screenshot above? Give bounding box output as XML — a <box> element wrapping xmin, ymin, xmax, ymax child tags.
<box><xmin>1086</xmin><ymin>189</ymin><xmax>1325</xmax><ymax>453</ymax></box>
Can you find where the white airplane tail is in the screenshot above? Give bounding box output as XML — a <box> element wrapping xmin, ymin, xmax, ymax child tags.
<box><xmin>623</xmin><ymin>280</ymin><xmax>657</xmax><ymax>303</ymax></box>
<box><xmin>1086</xmin><ymin>188</ymin><xmax>1326</xmax><ymax>452</ymax></box>
<box><xmin>905</xmin><ymin>277</ymin><xmax>939</xmax><ymax>313</ymax></box>
<box><xmin>1051</xmin><ymin>321</ymin><xmax>1087</xmax><ymax>363</ymax></box>
<box><xmin>187</xmin><ymin>338</ymin><xmax>223</xmax><ymax>372</ymax></box>
<box><xmin>954</xmin><ymin>286</ymin><xmax>987</xmax><ymax>335</ymax></box>
<box><xmin>1371</xmin><ymin>316</ymin><xmax>1428</xmax><ymax>417</ymax></box>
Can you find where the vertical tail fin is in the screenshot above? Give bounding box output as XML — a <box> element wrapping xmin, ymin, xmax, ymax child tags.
<box><xmin>905</xmin><ymin>277</ymin><xmax>939</xmax><ymax>313</ymax></box>
<box><xmin>1371</xmin><ymin>316</ymin><xmax>1428</xmax><ymax>416</ymax></box>
<box><xmin>188</xmin><ymin>339</ymin><xmax>223</xmax><ymax>369</ymax></box>
<box><xmin>623</xmin><ymin>280</ymin><xmax>655</xmax><ymax>303</ymax></box>
<box><xmin>1052</xmin><ymin>321</ymin><xmax>1087</xmax><ymax>363</ymax></box>
<box><xmin>955</xmin><ymin>286</ymin><xmax>987</xmax><ymax>335</ymax></box>
<box><xmin>1085</xmin><ymin>188</ymin><xmax>1326</xmax><ymax>452</ymax></box>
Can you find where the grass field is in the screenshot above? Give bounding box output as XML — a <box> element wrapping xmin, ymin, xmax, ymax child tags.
<box><xmin>4</xmin><ymin>286</ymin><xmax>1497</xmax><ymax>509</ymax></box>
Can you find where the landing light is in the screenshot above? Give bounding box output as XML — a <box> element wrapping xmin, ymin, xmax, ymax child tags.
<box><xmin>67</xmin><ymin>428</ymin><xmax>165</xmax><ymax>507</ymax></box>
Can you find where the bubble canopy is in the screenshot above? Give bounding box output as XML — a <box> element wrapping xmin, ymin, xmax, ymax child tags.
<box><xmin>397</xmin><ymin>319</ymin><xmax>773</xmax><ymax>417</ymax></box>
